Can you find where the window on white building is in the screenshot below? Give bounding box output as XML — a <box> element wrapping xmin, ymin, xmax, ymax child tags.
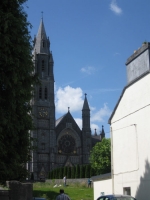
<box><xmin>123</xmin><ymin>187</ymin><xmax>131</xmax><ymax>195</ymax></box>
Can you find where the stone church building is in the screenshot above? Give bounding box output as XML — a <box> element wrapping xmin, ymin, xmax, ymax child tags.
<box><xmin>29</xmin><ymin>19</ymin><xmax>105</xmax><ymax>180</ymax></box>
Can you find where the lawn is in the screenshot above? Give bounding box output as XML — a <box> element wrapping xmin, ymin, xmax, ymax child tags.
<box><xmin>33</xmin><ymin>182</ymin><xmax>93</xmax><ymax>200</ymax></box>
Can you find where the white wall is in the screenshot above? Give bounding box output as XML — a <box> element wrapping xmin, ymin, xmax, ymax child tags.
<box><xmin>93</xmin><ymin>179</ymin><xmax>112</xmax><ymax>200</ymax></box>
<box><xmin>111</xmin><ymin>73</ymin><xmax>150</xmax><ymax>200</ymax></box>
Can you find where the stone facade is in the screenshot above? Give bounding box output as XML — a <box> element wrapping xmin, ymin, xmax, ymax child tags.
<box><xmin>29</xmin><ymin>19</ymin><xmax>105</xmax><ymax>180</ymax></box>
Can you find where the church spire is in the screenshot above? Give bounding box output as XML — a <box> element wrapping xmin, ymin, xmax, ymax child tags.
<box><xmin>100</xmin><ymin>125</ymin><xmax>105</xmax><ymax>141</ymax></box>
<box><xmin>33</xmin><ymin>18</ymin><xmax>50</xmax><ymax>54</ymax></box>
<box><xmin>82</xmin><ymin>93</ymin><xmax>90</xmax><ymax>130</ymax></box>
<box><xmin>82</xmin><ymin>93</ymin><xmax>90</xmax><ymax>111</ymax></box>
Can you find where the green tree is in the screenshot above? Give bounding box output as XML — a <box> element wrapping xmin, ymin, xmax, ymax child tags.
<box><xmin>63</xmin><ymin>166</ymin><xmax>67</xmax><ymax>178</ymax></box>
<box><xmin>85</xmin><ymin>164</ymin><xmax>90</xmax><ymax>178</ymax></box>
<box><xmin>71</xmin><ymin>166</ymin><xmax>75</xmax><ymax>178</ymax></box>
<box><xmin>90</xmin><ymin>165</ymin><xmax>95</xmax><ymax>177</ymax></box>
<box><xmin>59</xmin><ymin>167</ymin><xmax>63</xmax><ymax>179</ymax></box>
<box><xmin>89</xmin><ymin>138</ymin><xmax>111</xmax><ymax>174</ymax></box>
<box><xmin>0</xmin><ymin>0</ymin><xmax>38</xmax><ymax>183</ymax></box>
<box><xmin>67</xmin><ymin>167</ymin><xmax>71</xmax><ymax>178</ymax></box>
<box><xmin>80</xmin><ymin>165</ymin><xmax>83</xmax><ymax>178</ymax></box>
<box><xmin>75</xmin><ymin>164</ymin><xmax>80</xmax><ymax>178</ymax></box>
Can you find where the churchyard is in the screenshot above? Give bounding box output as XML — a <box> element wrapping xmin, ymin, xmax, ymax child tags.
<box><xmin>33</xmin><ymin>181</ymin><xmax>93</xmax><ymax>200</ymax></box>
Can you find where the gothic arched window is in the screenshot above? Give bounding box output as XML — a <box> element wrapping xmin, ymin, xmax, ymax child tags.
<box><xmin>45</xmin><ymin>87</ymin><xmax>47</xmax><ymax>100</ymax></box>
<box><xmin>39</xmin><ymin>87</ymin><xmax>42</xmax><ymax>99</ymax></box>
<box><xmin>42</xmin><ymin>60</ymin><xmax>44</xmax><ymax>71</ymax></box>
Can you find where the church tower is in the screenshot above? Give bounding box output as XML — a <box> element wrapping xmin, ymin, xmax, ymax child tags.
<box><xmin>82</xmin><ymin>94</ymin><xmax>92</xmax><ymax>164</ymax></box>
<box><xmin>31</xmin><ymin>19</ymin><xmax>56</xmax><ymax>180</ymax></box>
<box><xmin>30</xmin><ymin>19</ymin><xmax>102</xmax><ymax>180</ymax></box>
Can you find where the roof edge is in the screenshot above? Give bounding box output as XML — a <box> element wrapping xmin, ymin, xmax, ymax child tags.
<box><xmin>108</xmin><ymin>71</ymin><xmax>150</xmax><ymax>124</ymax></box>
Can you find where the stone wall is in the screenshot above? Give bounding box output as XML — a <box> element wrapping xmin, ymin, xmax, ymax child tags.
<box><xmin>6</xmin><ymin>181</ymin><xmax>33</xmax><ymax>200</ymax></box>
<box><xmin>0</xmin><ymin>190</ymin><xmax>9</xmax><ymax>200</ymax></box>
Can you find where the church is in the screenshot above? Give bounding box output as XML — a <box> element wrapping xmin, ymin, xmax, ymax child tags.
<box><xmin>29</xmin><ymin>19</ymin><xmax>105</xmax><ymax>180</ymax></box>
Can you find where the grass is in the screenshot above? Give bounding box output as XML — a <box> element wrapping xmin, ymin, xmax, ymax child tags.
<box><xmin>33</xmin><ymin>181</ymin><xmax>93</xmax><ymax>200</ymax></box>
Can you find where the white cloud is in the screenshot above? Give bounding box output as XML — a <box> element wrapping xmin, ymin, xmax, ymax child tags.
<box><xmin>74</xmin><ymin>118</ymin><xmax>82</xmax><ymax>129</ymax></box>
<box><xmin>80</xmin><ymin>66</ymin><xmax>96</xmax><ymax>75</ymax></box>
<box><xmin>110</xmin><ymin>0</ymin><xmax>122</xmax><ymax>15</ymax></box>
<box><xmin>91</xmin><ymin>103</ymin><xmax>111</xmax><ymax>122</ymax></box>
<box><xmin>55</xmin><ymin>86</ymin><xmax>83</xmax><ymax>113</ymax></box>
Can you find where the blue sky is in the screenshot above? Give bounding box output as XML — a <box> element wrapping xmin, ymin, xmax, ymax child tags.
<box><xmin>25</xmin><ymin>0</ymin><xmax>150</xmax><ymax>137</ymax></box>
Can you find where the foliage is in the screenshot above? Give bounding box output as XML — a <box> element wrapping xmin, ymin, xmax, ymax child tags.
<box><xmin>49</xmin><ymin>164</ymin><xmax>99</xmax><ymax>179</ymax></box>
<box><xmin>90</xmin><ymin>166</ymin><xmax>95</xmax><ymax>177</ymax></box>
<box><xmin>63</xmin><ymin>166</ymin><xmax>67</xmax><ymax>177</ymax></box>
<box><xmin>59</xmin><ymin>167</ymin><xmax>63</xmax><ymax>179</ymax></box>
<box><xmin>75</xmin><ymin>164</ymin><xmax>80</xmax><ymax>178</ymax></box>
<box><xmin>71</xmin><ymin>166</ymin><xmax>75</xmax><ymax>178</ymax></box>
<box><xmin>0</xmin><ymin>0</ymin><xmax>38</xmax><ymax>184</ymax></box>
<box><xmin>85</xmin><ymin>164</ymin><xmax>90</xmax><ymax>178</ymax></box>
<box><xmin>67</xmin><ymin>167</ymin><xmax>71</xmax><ymax>179</ymax></box>
<box><xmin>80</xmin><ymin>165</ymin><xmax>83</xmax><ymax>178</ymax></box>
<box><xmin>89</xmin><ymin>138</ymin><xmax>111</xmax><ymax>174</ymax></box>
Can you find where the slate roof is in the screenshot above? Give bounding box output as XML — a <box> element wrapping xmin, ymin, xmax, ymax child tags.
<box><xmin>55</xmin><ymin>114</ymin><xmax>67</xmax><ymax>127</ymax></box>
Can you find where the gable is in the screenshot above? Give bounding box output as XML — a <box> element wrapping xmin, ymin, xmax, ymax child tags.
<box><xmin>109</xmin><ymin>72</ymin><xmax>150</xmax><ymax>124</ymax></box>
<box><xmin>55</xmin><ymin>112</ymin><xmax>81</xmax><ymax>135</ymax></box>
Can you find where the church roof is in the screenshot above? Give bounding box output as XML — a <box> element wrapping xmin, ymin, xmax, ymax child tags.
<box><xmin>55</xmin><ymin>111</ymin><xmax>81</xmax><ymax>133</ymax></box>
<box><xmin>55</xmin><ymin>114</ymin><xmax>67</xmax><ymax>127</ymax></box>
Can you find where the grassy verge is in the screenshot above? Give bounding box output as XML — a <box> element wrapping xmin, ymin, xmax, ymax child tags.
<box><xmin>33</xmin><ymin>182</ymin><xmax>93</xmax><ymax>200</ymax></box>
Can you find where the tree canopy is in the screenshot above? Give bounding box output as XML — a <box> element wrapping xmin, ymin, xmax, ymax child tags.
<box><xmin>89</xmin><ymin>138</ymin><xmax>111</xmax><ymax>175</ymax></box>
<box><xmin>0</xmin><ymin>0</ymin><xmax>38</xmax><ymax>183</ymax></box>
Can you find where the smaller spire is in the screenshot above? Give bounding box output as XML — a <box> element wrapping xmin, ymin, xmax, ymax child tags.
<box><xmin>100</xmin><ymin>125</ymin><xmax>105</xmax><ymax>140</ymax></box>
<box><xmin>68</xmin><ymin>107</ymin><xmax>70</xmax><ymax>112</ymax></box>
<box><xmin>94</xmin><ymin>129</ymin><xmax>97</xmax><ymax>136</ymax></box>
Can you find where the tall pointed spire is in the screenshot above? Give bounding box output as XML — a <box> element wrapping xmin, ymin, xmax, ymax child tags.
<box><xmin>82</xmin><ymin>93</ymin><xmax>90</xmax><ymax>110</ymax></box>
<box><xmin>82</xmin><ymin>93</ymin><xmax>90</xmax><ymax>130</ymax></box>
<box><xmin>33</xmin><ymin>18</ymin><xmax>50</xmax><ymax>54</ymax></box>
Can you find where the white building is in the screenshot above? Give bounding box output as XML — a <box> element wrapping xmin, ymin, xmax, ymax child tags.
<box><xmin>93</xmin><ymin>43</ymin><xmax>150</xmax><ymax>200</ymax></box>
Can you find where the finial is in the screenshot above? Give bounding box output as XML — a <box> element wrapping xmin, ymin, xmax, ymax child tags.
<box><xmin>41</xmin><ymin>11</ymin><xmax>43</xmax><ymax>19</ymax></box>
<box><xmin>68</xmin><ymin>107</ymin><xmax>70</xmax><ymax>112</ymax></box>
<box><xmin>85</xmin><ymin>93</ymin><xmax>87</xmax><ymax>97</ymax></box>
<box><xmin>102</xmin><ymin>125</ymin><xmax>104</xmax><ymax>129</ymax></box>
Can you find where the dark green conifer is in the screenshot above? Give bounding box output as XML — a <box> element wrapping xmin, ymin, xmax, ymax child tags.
<box><xmin>71</xmin><ymin>166</ymin><xmax>75</xmax><ymax>178</ymax></box>
<box><xmin>0</xmin><ymin>0</ymin><xmax>38</xmax><ymax>183</ymax></box>
<box><xmin>75</xmin><ymin>164</ymin><xmax>80</xmax><ymax>178</ymax></box>
<box><xmin>80</xmin><ymin>165</ymin><xmax>83</xmax><ymax>178</ymax></box>
<box><xmin>85</xmin><ymin>164</ymin><xmax>90</xmax><ymax>178</ymax></box>
<box><xmin>67</xmin><ymin>167</ymin><xmax>71</xmax><ymax>178</ymax></box>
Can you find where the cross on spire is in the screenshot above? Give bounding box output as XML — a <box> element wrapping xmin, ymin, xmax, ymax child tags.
<box><xmin>41</xmin><ymin>11</ymin><xmax>43</xmax><ymax>19</ymax></box>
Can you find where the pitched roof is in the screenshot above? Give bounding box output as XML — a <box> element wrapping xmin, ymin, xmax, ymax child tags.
<box><xmin>55</xmin><ymin>114</ymin><xmax>67</xmax><ymax>127</ymax></box>
<box><xmin>108</xmin><ymin>71</ymin><xmax>150</xmax><ymax>124</ymax></box>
